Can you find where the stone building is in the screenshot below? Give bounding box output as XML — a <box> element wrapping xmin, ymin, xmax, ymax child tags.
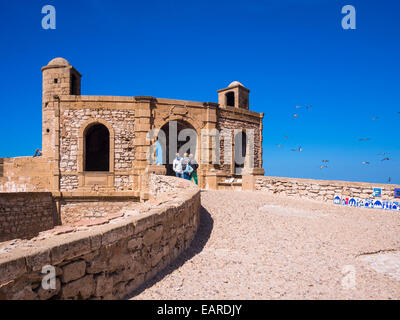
<box><xmin>0</xmin><ymin>57</ymin><xmax>264</xmax><ymax>199</ymax></box>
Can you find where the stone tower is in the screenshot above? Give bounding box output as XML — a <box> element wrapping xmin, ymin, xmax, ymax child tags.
<box><xmin>217</xmin><ymin>81</ymin><xmax>250</xmax><ymax>110</ymax></box>
<box><xmin>41</xmin><ymin>58</ymin><xmax>81</xmax><ymax>159</ymax></box>
<box><xmin>41</xmin><ymin>57</ymin><xmax>81</xmax><ymax>100</ymax></box>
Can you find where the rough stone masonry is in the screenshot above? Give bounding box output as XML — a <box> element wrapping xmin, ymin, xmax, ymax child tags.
<box><xmin>0</xmin><ymin>57</ymin><xmax>264</xmax><ymax>199</ymax></box>
<box><xmin>0</xmin><ymin>193</ymin><xmax>57</xmax><ymax>242</ymax></box>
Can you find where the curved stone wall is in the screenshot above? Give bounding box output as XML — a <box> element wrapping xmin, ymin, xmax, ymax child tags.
<box><xmin>0</xmin><ymin>176</ymin><xmax>200</xmax><ymax>300</ymax></box>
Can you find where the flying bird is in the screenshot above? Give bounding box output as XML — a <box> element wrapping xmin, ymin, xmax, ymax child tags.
<box><xmin>322</xmin><ymin>160</ymin><xmax>329</xmax><ymax>163</ymax></box>
<box><xmin>320</xmin><ymin>165</ymin><xmax>328</xmax><ymax>169</ymax></box>
<box><xmin>291</xmin><ymin>146</ymin><xmax>303</xmax><ymax>152</ymax></box>
<box><xmin>359</xmin><ymin>138</ymin><xmax>371</xmax><ymax>141</ymax></box>
<box><xmin>293</xmin><ymin>113</ymin><xmax>299</xmax><ymax>120</ymax></box>
<box><xmin>361</xmin><ymin>161</ymin><xmax>370</xmax><ymax>165</ymax></box>
<box><xmin>381</xmin><ymin>157</ymin><xmax>390</xmax><ymax>161</ymax></box>
<box><xmin>377</xmin><ymin>152</ymin><xmax>389</xmax><ymax>156</ymax></box>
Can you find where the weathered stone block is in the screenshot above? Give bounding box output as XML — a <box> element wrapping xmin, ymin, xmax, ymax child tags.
<box><xmin>102</xmin><ymin>224</ymin><xmax>134</xmax><ymax>246</ymax></box>
<box><xmin>51</xmin><ymin>236</ymin><xmax>91</xmax><ymax>265</ymax></box>
<box><xmin>60</xmin><ymin>275</ymin><xmax>95</xmax><ymax>299</ymax></box>
<box><xmin>61</xmin><ymin>260</ymin><xmax>86</xmax><ymax>283</ymax></box>
<box><xmin>26</xmin><ymin>249</ymin><xmax>51</xmax><ymax>272</ymax></box>
<box><xmin>127</xmin><ymin>237</ymin><xmax>143</xmax><ymax>250</ymax></box>
<box><xmin>94</xmin><ymin>273</ymin><xmax>113</xmax><ymax>297</ymax></box>
<box><xmin>143</xmin><ymin>226</ymin><xmax>163</xmax><ymax>247</ymax></box>
<box><xmin>151</xmin><ymin>250</ymin><xmax>164</xmax><ymax>267</ymax></box>
<box><xmin>37</xmin><ymin>278</ymin><xmax>61</xmax><ymax>300</ymax></box>
<box><xmin>0</xmin><ymin>257</ymin><xmax>27</xmax><ymax>284</ymax></box>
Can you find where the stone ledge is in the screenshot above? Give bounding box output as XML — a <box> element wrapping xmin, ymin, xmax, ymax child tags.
<box><xmin>53</xmin><ymin>191</ymin><xmax>141</xmax><ymax>199</ymax></box>
<box><xmin>257</xmin><ymin>176</ymin><xmax>400</xmax><ymax>189</ymax></box>
<box><xmin>0</xmin><ymin>192</ymin><xmax>53</xmax><ymax>197</ymax></box>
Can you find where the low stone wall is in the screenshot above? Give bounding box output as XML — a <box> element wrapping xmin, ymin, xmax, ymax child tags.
<box><xmin>0</xmin><ymin>193</ymin><xmax>58</xmax><ymax>242</ymax></box>
<box><xmin>255</xmin><ymin>176</ymin><xmax>400</xmax><ymax>202</ymax></box>
<box><xmin>149</xmin><ymin>173</ymin><xmax>187</xmax><ymax>195</ymax></box>
<box><xmin>60</xmin><ymin>200</ymin><xmax>136</xmax><ymax>225</ymax></box>
<box><xmin>0</xmin><ymin>157</ymin><xmax>54</xmax><ymax>192</ymax></box>
<box><xmin>0</xmin><ymin>176</ymin><xmax>200</xmax><ymax>300</ymax></box>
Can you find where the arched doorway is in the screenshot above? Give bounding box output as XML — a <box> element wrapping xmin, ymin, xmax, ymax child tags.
<box><xmin>84</xmin><ymin>123</ymin><xmax>110</xmax><ymax>171</ymax></box>
<box><xmin>157</xmin><ymin>120</ymin><xmax>197</xmax><ymax>176</ymax></box>
<box><xmin>234</xmin><ymin>130</ymin><xmax>247</xmax><ymax>175</ymax></box>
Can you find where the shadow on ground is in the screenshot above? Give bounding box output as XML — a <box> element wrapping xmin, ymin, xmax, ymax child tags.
<box><xmin>125</xmin><ymin>204</ymin><xmax>214</xmax><ymax>299</ymax></box>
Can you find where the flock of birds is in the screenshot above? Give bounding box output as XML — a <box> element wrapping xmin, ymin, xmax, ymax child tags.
<box><xmin>275</xmin><ymin>107</ymin><xmax>399</xmax><ymax>183</ymax></box>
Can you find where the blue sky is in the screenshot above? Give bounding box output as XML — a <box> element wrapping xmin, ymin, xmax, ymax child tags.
<box><xmin>0</xmin><ymin>0</ymin><xmax>399</xmax><ymax>184</ymax></box>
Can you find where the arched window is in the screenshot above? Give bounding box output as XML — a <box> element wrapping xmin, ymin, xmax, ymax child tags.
<box><xmin>234</xmin><ymin>131</ymin><xmax>247</xmax><ymax>174</ymax></box>
<box><xmin>84</xmin><ymin>123</ymin><xmax>110</xmax><ymax>171</ymax></box>
<box><xmin>226</xmin><ymin>92</ymin><xmax>235</xmax><ymax>107</ymax></box>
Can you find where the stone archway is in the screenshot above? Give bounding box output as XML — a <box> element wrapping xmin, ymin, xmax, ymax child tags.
<box><xmin>157</xmin><ymin>120</ymin><xmax>198</xmax><ymax>176</ymax></box>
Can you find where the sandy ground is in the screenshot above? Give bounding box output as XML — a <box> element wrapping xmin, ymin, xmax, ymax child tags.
<box><xmin>129</xmin><ymin>190</ymin><xmax>400</xmax><ymax>300</ymax></box>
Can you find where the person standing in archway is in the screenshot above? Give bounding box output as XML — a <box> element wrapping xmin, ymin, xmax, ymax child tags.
<box><xmin>182</xmin><ymin>153</ymin><xmax>192</xmax><ymax>180</ymax></box>
<box><xmin>189</xmin><ymin>154</ymin><xmax>198</xmax><ymax>185</ymax></box>
<box><xmin>173</xmin><ymin>153</ymin><xmax>183</xmax><ymax>178</ymax></box>
<box><xmin>183</xmin><ymin>162</ymin><xmax>193</xmax><ymax>180</ymax></box>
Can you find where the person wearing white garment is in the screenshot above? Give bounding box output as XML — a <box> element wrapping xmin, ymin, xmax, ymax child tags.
<box><xmin>172</xmin><ymin>153</ymin><xmax>183</xmax><ymax>178</ymax></box>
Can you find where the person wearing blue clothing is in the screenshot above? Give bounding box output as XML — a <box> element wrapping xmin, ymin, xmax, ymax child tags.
<box><xmin>183</xmin><ymin>162</ymin><xmax>193</xmax><ymax>180</ymax></box>
<box><xmin>189</xmin><ymin>154</ymin><xmax>199</xmax><ymax>185</ymax></box>
<box><xmin>33</xmin><ymin>149</ymin><xmax>42</xmax><ymax>157</ymax></box>
<box><xmin>181</xmin><ymin>153</ymin><xmax>192</xmax><ymax>180</ymax></box>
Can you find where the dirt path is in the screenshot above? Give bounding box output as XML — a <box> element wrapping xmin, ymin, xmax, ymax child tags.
<box><xmin>130</xmin><ymin>190</ymin><xmax>400</xmax><ymax>299</ymax></box>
